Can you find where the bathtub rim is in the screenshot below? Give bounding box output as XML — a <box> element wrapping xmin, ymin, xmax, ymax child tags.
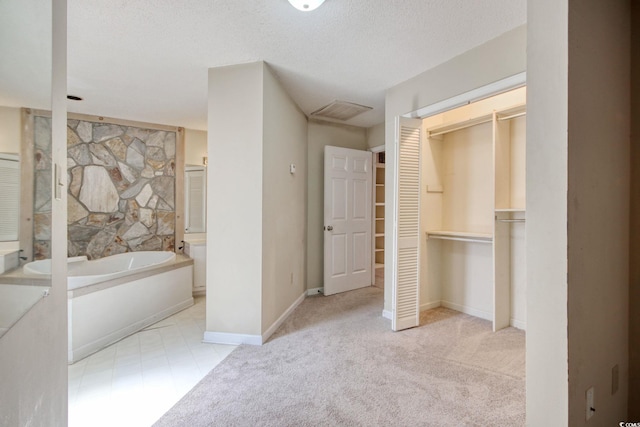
<box><xmin>67</xmin><ymin>255</ymin><xmax>193</xmax><ymax>299</ymax></box>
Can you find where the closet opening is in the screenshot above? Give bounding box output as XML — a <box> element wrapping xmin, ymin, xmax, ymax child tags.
<box><xmin>390</xmin><ymin>75</ymin><xmax>527</xmax><ymax>333</ymax></box>
<box><xmin>371</xmin><ymin>148</ymin><xmax>385</xmax><ymax>290</ymax></box>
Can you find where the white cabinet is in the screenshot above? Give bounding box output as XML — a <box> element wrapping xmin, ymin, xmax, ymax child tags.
<box><xmin>184</xmin><ymin>239</ymin><xmax>206</xmax><ymax>296</ymax></box>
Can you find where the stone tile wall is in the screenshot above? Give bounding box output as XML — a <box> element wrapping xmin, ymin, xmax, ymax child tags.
<box><xmin>66</xmin><ymin>120</ymin><xmax>177</xmax><ymax>259</ymax></box>
<box><xmin>33</xmin><ymin>116</ymin><xmax>53</xmax><ymax>260</ymax></box>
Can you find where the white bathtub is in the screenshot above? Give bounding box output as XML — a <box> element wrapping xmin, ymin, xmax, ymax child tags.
<box><xmin>23</xmin><ymin>251</ymin><xmax>177</xmax><ymax>290</ymax></box>
<box><xmin>24</xmin><ymin>251</ymin><xmax>195</xmax><ymax>363</ymax></box>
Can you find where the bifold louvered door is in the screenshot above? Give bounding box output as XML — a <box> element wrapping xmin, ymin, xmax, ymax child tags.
<box><xmin>0</xmin><ymin>157</ymin><xmax>19</xmax><ymax>241</ymax></box>
<box><xmin>392</xmin><ymin>118</ymin><xmax>422</xmax><ymax>331</ymax></box>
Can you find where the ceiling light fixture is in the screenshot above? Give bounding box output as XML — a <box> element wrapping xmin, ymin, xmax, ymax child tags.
<box><xmin>287</xmin><ymin>0</ymin><xmax>325</xmax><ymax>12</ymax></box>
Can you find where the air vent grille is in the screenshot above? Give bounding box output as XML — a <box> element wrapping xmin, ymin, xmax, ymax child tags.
<box><xmin>310</xmin><ymin>100</ymin><xmax>373</xmax><ymax>121</ymax></box>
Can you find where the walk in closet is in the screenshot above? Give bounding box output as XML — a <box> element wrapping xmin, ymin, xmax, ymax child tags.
<box><xmin>417</xmin><ymin>87</ymin><xmax>527</xmax><ymax>331</ymax></box>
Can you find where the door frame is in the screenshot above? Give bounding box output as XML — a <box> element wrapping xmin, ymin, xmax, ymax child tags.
<box><xmin>387</xmin><ymin>72</ymin><xmax>527</xmax><ymax>328</ymax></box>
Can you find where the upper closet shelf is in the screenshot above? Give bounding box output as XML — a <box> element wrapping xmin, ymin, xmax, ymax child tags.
<box><xmin>427</xmin><ymin>114</ymin><xmax>492</xmax><ymax>138</ymax></box>
<box><xmin>426</xmin><ymin>230</ymin><xmax>493</xmax><ymax>244</ymax></box>
<box><xmin>426</xmin><ymin>103</ymin><xmax>527</xmax><ymax>138</ymax></box>
<box><xmin>496</xmin><ymin>104</ymin><xmax>526</xmax><ymax>121</ymax></box>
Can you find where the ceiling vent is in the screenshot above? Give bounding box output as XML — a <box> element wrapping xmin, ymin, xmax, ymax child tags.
<box><xmin>310</xmin><ymin>100</ymin><xmax>373</xmax><ymax>121</ymax></box>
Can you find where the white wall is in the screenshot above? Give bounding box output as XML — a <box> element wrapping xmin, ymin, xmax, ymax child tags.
<box><xmin>184</xmin><ymin>128</ymin><xmax>207</xmax><ymax>166</ymax></box>
<box><xmin>366</xmin><ymin>122</ymin><xmax>384</xmax><ymax>150</ymax></box>
<box><xmin>261</xmin><ymin>63</ymin><xmax>307</xmax><ymax>333</ymax></box>
<box><xmin>565</xmin><ymin>0</ymin><xmax>629</xmax><ymax>422</ymax></box>
<box><xmin>384</xmin><ymin>25</ymin><xmax>527</xmax><ymax>316</ymax></box>
<box><xmin>207</xmin><ymin>62</ymin><xmax>264</xmax><ymax>336</ymax></box>
<box><xmin>0</xmin><ymin>106</ymin><xmax>20</xmax><ymax>154</ymax></box>
<box><xmin>207</xmin><ymin>61</ymin><xmax>308</xmax><ymax>342</ymax></box>
<box><xmin>525</xmin><ymin>2</ymin><xmax>569</xmax><ymax>422</ymax></box>
<box><xmin>306</xmin><ymin>120</ymin><xmax>367</xmax><ymax>290</ymax></box>
<box><xmin>0</xmin><ymin>0</ymin><xmax>68</xmax><ymax>424</ymax></box>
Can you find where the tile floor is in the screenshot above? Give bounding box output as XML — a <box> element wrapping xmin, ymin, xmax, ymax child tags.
<box><xmin>68</xmin><ymin>296</ymin><xmax>236</xmax><ymax>427</ymax></box>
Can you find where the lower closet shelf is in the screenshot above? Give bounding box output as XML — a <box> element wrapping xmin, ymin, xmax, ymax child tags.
<box><xmin>426</xmin><ymin>230</ymin><xmax>493</xmax><ymax>244</ymax></box>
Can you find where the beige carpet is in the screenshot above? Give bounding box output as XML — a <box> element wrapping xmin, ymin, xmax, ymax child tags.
<box><xmin>155</xmin><ymin>287</ymin><xmax>525</xmax><ymax>426</ymax></box>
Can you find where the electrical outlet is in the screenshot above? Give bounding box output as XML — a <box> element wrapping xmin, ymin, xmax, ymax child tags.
<box><xmin>586</xmin><ymin>387</ymin><xmax>595</xmax><ymax>421</ymax></box>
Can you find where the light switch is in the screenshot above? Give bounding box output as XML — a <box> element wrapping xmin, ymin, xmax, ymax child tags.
<box><xmin>290</xmin><ymin>163</ymin><xmax>296</xmax><ymax>174</ymax></box>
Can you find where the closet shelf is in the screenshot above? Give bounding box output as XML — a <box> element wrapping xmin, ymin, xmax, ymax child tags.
<box><xmin>375</xmin><ymin>248</ymin><xmax>384</xmax><ymax>253</ymax></box>
<box><xmin>375</xmin><ymin>263</ymin><xmax>384</xmax><ymax>269</ymax></box>
<box><xmin>375</xmin><ymin>203</ymin><xmax>385</xmax><ymax>206</ymax></box>
<box><xmin>426</xmin><ymin>230</ymin><xmax>493</xmax><ymax>244</ymax></box>
<box><xmin>495</xmin><ymin>208</ymin><xmax>526</xmax><ymax>213</ymax></box>
<box><xmin>375</xmin><ymin>233</ymin><xmax>385</xmax><ymax>237</ymax></box>
<box><xmin>427</xmin><ymin>113</ymin><xmax>493</xmax><ymax>138</ymax></box>
<box><xmin>496</xmin><ymin>104</ymin><xmax>527</xmax><ymax>121</ymax></box>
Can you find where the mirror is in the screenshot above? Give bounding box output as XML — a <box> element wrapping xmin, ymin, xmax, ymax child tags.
<box><xmin>0</xmin><ymin>0</ymin><xmax>53</xmax><ymax>338</ymax></box>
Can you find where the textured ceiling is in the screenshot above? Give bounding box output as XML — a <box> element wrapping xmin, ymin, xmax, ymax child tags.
<box><xmin>2</xmin><ymin>1</ymin><xmax>527</xmax><ymax>130</ymax></box>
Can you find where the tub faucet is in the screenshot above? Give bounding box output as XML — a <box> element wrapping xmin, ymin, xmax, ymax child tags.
<box><xmin>178</xmin><ymin>240</ymin><xmax>184</xmax><ymax>251</ymax></box>
<box><xmin>19</xmin><ymin>249</ymin><xmax>27</xmax><ymax>261</ymax></box>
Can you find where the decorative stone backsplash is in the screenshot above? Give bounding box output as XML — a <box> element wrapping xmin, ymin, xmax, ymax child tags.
<box><xmin>66</xmin><ymin>120</ymin><xmax>177</xmax><ymax>259</ymax></box>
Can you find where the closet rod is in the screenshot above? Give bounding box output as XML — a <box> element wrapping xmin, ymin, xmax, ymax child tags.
<box><xmin>496</xmin><ymin>219</ymin><xmax>525</xmax><ymax>223</ymax></box>
<box><xmin>428</xmin><ymin>117</ymin><xmax>493</xmax><ymax>138</ymax></box>
<box><xmin>497</xmin><ymin>111</ymin><xmax>527</xmax><ymax>121</ymax></box>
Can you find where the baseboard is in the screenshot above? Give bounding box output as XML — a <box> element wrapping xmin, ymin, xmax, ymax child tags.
<box><xmin>203</xmin><ymin>331</ymin><xmax>263</xmax><ymax>346</ymax></box>
<box><xmin>441</xmin><ymin>300</ymin><xmax>492</xmax><ymax>322</ymax></box>
<box><xmin>307</xmin><ymin>287</ymin><xmax>324</xmax><ymax>296</ymax></box>
<box><xmin>382</xmin><ymin>309</ymin><xmax>392</xmax><ymax>320</ymax></box>
<box><xmin>261</xmin><ymin>291</ymin><xmax>306</xmax><ymax>343</ymax></box>
<box><xmin>510</xmin><ymin>318</ymin><xmax>526</xmax><ymax>330</ymax></box>
<box><xmin>203</xmin><ymin>291</ymin><xmax>307</xmax><ymax>346</ymax></box>
<box><xmin>69</xmin><ymin>297</ymin><xmax>194</xmax><ymax>364</ymax></box>
<box><xmin>420</xmin><ymin>301</ymin><xmax>441</xmax><ymax>312</ymax></box>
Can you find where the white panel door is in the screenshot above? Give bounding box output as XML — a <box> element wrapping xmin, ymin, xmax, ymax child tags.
<box><xmin>324</xmin><ymin>146</ymin><xmax>373</xmax><ymax>296</ymax></box>
<box><xmin>392</xmin><ymin>118</ymin><xmax>422</xmax><ymax>331</ymax></box>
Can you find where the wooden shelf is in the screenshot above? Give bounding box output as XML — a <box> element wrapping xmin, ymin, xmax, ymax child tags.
<box><xmin>376</xmin><ymin>183</ymin><xmax>384</xmax><ymax>187</ymax></box>
<box><xmin>375</xmin><ymin>217</ymin><xmax>384</xmax><ymax>221</ymax></box>
<box><xmin>426</xmin><ymin>230</ymin><xmax>493</xmax><ymax>244</ymax></box>
<box><xmin>375</xmin><ymin>248</ymin><xmax>384</xmax><ymax>252</ymax></box>
<box><xmin>375</xmin><ymin>203</ymin><xmax>385</xmax><ymax>206</ymax></box>
<box><xmin>376</xmin><ymin>164</ymin><xmax>385</xmax><ymax>169</ymax></box>
<box><xmin>375</xmin><ymin>263</ymin><xmax>384</xmax><ymax>269</ymax></box>
<box><xmin>375</xmin><ymin>233</ymin><xmax>384</xmax><ymax>237</ymax></box>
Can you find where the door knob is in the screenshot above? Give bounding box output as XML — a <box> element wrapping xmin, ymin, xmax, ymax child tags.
<box><xmin>327</xmin><ymin>225</ymin><xmax>333</xmax><ymax>231</ymax></box>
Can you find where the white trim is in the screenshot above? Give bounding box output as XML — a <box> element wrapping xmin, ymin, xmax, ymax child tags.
<box><xmin>261</xmin><ymin>291</ymin><xmax>306</xmax><ymax>343</ymax></box>
<box><xmin>420</xmin><ymin>301</ymin><xmax>441</xmax><ymax>312</ymax></box>
<box><xmin>405</xmin><ymin>72</ymin><xmax>527</xmax><ymax>120</ymax></box>
<box><xmin>307</xmin><ymin>287</ymin><xmax>324</xmax><ymax>296</ymax></box>
<box><xmin>203</xmin><ymin>331</ymin><xmax>263</xmax><ymax>346</ymax></box>
<box><xmin>382</xmin><ymin>309</ymin><xmax>392</xmax><ymax>320</ymax></box>
<box><xmin>203</xmin><ymin>291</ymin><xmax>307</xmax><ymax>346</ymax></box>
<box><xmin>510</xmin><ymin>318</ymin><xmax>526</xmax><ymax>330</ymax></box>
<box><xmin>441</xmin><ymin>300</ymin><xmax>492</xmax><ymax>322</ymax></box>
<box><xmin>369</xmin><ymin>144</ymin><xmax>385</xmax><ymax>153</ymax></box>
